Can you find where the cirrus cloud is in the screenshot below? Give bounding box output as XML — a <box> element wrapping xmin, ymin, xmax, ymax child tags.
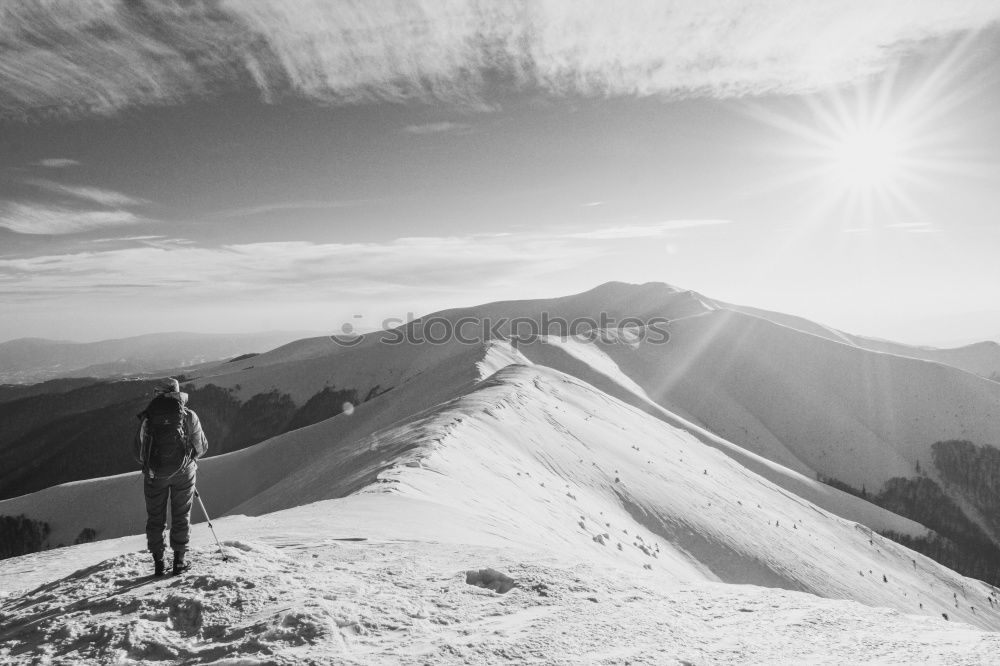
<box><xmin>1</xmin><ymin>1</ymin><xmax>998</xmax><ymax>118</ymax></box>
<box><xmin>568</xmin><ymin>219</ymin><xmax>733</xmax><ymax>240</ymax></box>
<box><xmin>24</xmin><ymin>179</ymin><xmax>149</xmax><ymax>208</ymax></box>
<box><xmin>0</xmin><ymin>234</ymin><xmax>600</xmax><ymax>296</ymax></box>
<box><xmin>0</xmin><ymin>202</ymin><xmax>146</xmax><ymax>235</ymax></box>
<box><xmin>402</xmin><ymin>121</ymin><xmax>473</xmax><ymax>135</ymax></box>
<box><xmin>33</xmin><ymin>158</ymin><xmax>80</xmax><ymax>168</ymax></box>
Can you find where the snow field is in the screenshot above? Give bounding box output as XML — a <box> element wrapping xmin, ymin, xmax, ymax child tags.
<box><xmin>3</xmin><ymin>535</ymin><xmax>999</xmax><ymax>665</ymax></box>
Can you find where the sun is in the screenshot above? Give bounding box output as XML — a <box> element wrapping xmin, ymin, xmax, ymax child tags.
<box><xmin>828</xmin><ymin>125</ymin><xmax>904</xmax><ymax>190</ymax></box>
<box><xmin>743</xmin><ymin>76</ymin><xmax>930</xmax><ymax>224</ymax></box>
<box><xmin>741</xmin><ymin>31</ymin><xmax>989</xmax><ymax>234</ymax></box>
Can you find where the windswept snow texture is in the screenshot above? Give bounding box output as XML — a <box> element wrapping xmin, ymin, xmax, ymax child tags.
<box><xmin>3</xmin><ymin>536</ymin><xmax>999</xmax><ymax>664</ymax></box>
<box><xmin>512</xmin><ymin>307</ymin><xmax>1000</xmax><ymax>542</ymax></box>
<box><xmin>3</xmin><ymin>282</ymin><xmax>1000</xmax><ymax>662</ymax></box>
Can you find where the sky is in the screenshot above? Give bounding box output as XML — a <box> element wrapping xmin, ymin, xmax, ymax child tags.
<box><xmin>1</xmin><ymin>1</ymin><xmax>999</xmax><ymax>345</ymax></box>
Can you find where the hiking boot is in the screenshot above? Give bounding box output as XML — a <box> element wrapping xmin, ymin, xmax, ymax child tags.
<box><xmin>152</xmin><ymin>552</ymin><xmax>165</xmax><ymax>577</ymax></box>
<box><xmin>172</xmin><ymin>551</ymin><xmax>190</xmax><ymax>575</ymax></box>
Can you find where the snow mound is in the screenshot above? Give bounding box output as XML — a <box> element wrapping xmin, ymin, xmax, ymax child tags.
<box><xmin>0</xmin><ymin>542</ymin><xmax>352</xmax><ymax>664</ymax></box>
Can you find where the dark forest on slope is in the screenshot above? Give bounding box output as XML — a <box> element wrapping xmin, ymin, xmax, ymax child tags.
<box><xmin>0</xmin><ymin>379</ymin><xmax>393</xmax><ymax>559</ymax></box>
<box><xmin>821</xmin><ymin>440</ymin><xmax>1000</xmax><ymax>587</ymax></box>
<box><xmin>0</xmin><ymin>379</ymin><xmax>384</xmax><ymax>503</ymax></box>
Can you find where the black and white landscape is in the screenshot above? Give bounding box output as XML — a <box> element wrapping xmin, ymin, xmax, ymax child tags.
<box><xmin>2</xmin><ymin>283</ymin><xmax>1000</xmax><ymax>662</ymax></box>
<box><xmin>2</xmin><ymin>1</ymin><xmax>1000</xmax><ymax>664</ymax></box>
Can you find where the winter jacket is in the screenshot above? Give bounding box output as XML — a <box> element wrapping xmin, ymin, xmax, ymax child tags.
<box><xmin>133</xmin><ymin>392</ymin><xmax>209</xmax><ymax>475</ymax></box>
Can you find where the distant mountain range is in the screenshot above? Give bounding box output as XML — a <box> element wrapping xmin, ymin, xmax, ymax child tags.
<box><xmin>0</xmin><ymin>331</ymin><xmax>321</xmax><ymax>384</ymax></box>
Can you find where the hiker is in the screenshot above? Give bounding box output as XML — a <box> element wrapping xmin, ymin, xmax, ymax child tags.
<box><xmin>134</xmin><ymin>378</ymin><xmax>208</xmax><ymax>576</ymax></box>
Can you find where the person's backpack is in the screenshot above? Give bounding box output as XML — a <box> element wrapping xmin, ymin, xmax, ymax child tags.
<box><xmin>145</xmin><ymin>397</ymin><xmax>188</xmax><ymax>473</ymax></box>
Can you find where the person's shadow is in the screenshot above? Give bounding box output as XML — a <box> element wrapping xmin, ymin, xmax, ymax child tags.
<box><xmin>0</xmin><ymin>555</ymin><xmax>179</xmax><ymax>651</ymax></box>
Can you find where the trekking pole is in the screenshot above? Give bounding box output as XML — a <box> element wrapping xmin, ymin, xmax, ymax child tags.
<box><xmin>193</xmin><ymin>487</ymin><xmax>229</xmax><ymax>561</ymax></box>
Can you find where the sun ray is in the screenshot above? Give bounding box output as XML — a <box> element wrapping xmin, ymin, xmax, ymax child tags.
<box><xmin>739</xmin><ymin>29</ymin><xmax>996</xmax><ymax>244</ymax></box>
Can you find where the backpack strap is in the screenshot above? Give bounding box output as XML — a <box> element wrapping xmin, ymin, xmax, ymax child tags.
<box><xmin>180</xmin><ymin>406</ymin><xmax>193</xmax><ymax>459</ymax></box>
<box><xmin>135</xmin><ymin>410</ymin><xmax>150</xmax><ymax>476</ymax></box>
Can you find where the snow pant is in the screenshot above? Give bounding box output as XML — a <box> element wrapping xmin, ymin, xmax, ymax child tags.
<box><xmin>144</xmin><ymin>463</ymin><xmax>196</xmax><ymax>555</ymax></box>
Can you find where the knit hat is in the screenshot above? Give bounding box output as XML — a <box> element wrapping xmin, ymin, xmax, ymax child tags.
<box><xmin>154</xmin><ymin>377</ymin><xmax>181</xmax><ymax>395</ymax></box>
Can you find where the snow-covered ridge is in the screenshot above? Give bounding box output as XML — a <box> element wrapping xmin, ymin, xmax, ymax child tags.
<box><xmin>510</xmin><ymin>333</ymin><xmax>932</xmax><ymax>539</ymax></box>
<box><xmin>3</xmin><ymin>354</ymin><xmax>1000</xmax><ymax>663</ymax></box>
<box><xmin>6</xmin><ymin>280</ymin><xmax>1000</xmax><ymax>569</ymax></box>
<box><xmin>3</xmin><ymin>343</ymin><xmax>999</xmax><ymax>629</ymax></box>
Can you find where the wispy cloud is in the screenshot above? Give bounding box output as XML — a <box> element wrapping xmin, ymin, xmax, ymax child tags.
<box><xmin>402</xmin><ymin>121</ymin><xmax>472</xmax><ymax>135</ymax></box>
<box><xmin>886</xmin><ymin>222</ymin><xmax>942</xmax><ymax>233</ymax></box>
<box><xmin>841</xmin><ymin>222</ymin><xmax>942</xmax><ymax>235</ymax></box>
<box><xmin>568</xmin><ymin>219</ymin><xmax>732</xmax><ymax>240</ymax></box>
<box><xmin>25</xmin><ymin>179</ymin><xmax>148</xmax><ymax>208</ymax></box>
<box><xmin>82</xmin><ymin>236</ymin><xmax>198</xmax><ymax>249</ymax></box>
<box><xmin>212</xmin><ymin>200</ymin><xmax>366</xmax><ymax>219</ymax></box>
<box><xmin>2</xmin><ymin>1</ymin><xmax>998</xmax><ymax>117</ymax></box>
<box><xmin>0</xmin><ymin>203</ymin><xmax>145</xmax><ymax>235</ymax></box>
<box><xmin>85</xmin><ymin>235</ymin><xmax>167</xmax><ymax>244</ymax></box>
<box><xmin>2</xmin><ymin>178</ymin><xmax>152</xmax><ymax>235</ymax></box>
<box><xmin>34</xmin><ymin>158</ymin><xmax>80</xmax><ymax>168</ymax></box>
<box><xmin>0</xmin><ymin>235</ymin><xmax>599</xmax><ymax>295</ymax></box>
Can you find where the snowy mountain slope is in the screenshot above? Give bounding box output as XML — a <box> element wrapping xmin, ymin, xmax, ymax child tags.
<box><xmin>185</xmin><ymin>328</ymin><xmax>506</xmax><ymax>403</ymax></box>
<box><xmin>11</xmin><ymin>283</ymin><xmax>995</xmax><ymax>552</ymax></box>
<box><xmin>504</xmin><ymin>308</ymin><xmax>1000</xmax><ymax>561</ymax></box>
<box><xmin>193</xmin><ymin>335</ymin><xmax>352</xmax><ymax>379</ymax></box>
<box><xmin>6</xmin><ymin>283</ymin><xmax>997</xmax><ymax>581</ymax></box>
<box><xmin>3</xmin><ymin>343</ymin><xmax>998</xmax><ymax>633</ymax></box>
<box><xmin>181</xmin><ymin>281</ymin><xmax>998</xmax><ymax>454</ymax></box>
<box><xmin>184</xmin><ymin>281</ymin><xmax>711</xmax><ymax>379</ymax></box>
<box><xmin>354</xmin><ymin>280</ymin><xmax>1000</xmax><ymax>381</ymax></box>
<box><xmin>1</xmin><ymin>333</ymin><xmax>922</xmax><ymax>557</ymax></box>
<box><xmin>5</xmin><ymin>283</ymin><xmax>1000</xmax><ymax>661</ymax></box>
<box><xmin>2</xmin><ymin>358</ymin><xmax>1000</xmax><ymax>663</ymax></box>
<box><xmin>349</xmin><ymin>361</ymin><xmax>999</xmax><ymax>628</ymax></box>
<box><xmin>721</xmin><ymin>301</ymin><xmax>1000</xmax><ymax>381</ymax></box>
<box><xmin>0</xmin><ymin>341</ymin><xmax>526</xmax><ymax>546</ymax></box>
<box><xmin>4</xmin><ymin>530</ymin><xmax>999</xmax><ymax>664</ymax></box>
<box><xmin>508</xmin><ymin>333</ymin><xmax>931</xmax><ymax>540</ymax></box>
<box><xmin>529</xmin><ymin>308</ymin><xmax>1000</xmax><ymax>496</ymax></box>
